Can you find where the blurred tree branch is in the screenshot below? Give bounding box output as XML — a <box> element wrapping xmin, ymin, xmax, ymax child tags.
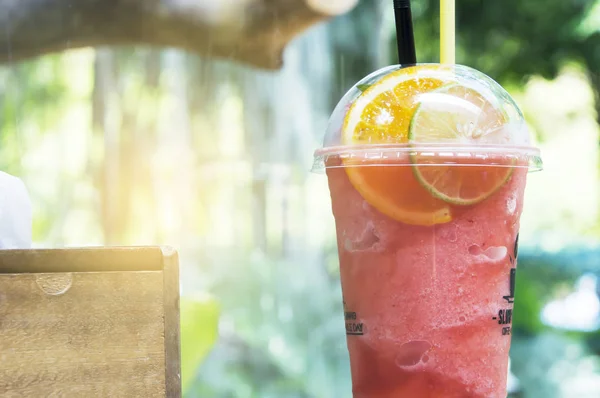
<box><xmin>0</xmin><ymin>0</ymin><xmax>358</xmax><ymax>69</ymax></box>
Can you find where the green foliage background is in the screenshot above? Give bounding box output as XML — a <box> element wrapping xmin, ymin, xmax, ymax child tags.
<box><xmin>2</xmin><ymin>1</ymin><xmax>600</xmax><ymax>397</ymax></box>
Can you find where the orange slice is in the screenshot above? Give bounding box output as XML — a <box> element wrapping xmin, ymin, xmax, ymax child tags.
<box><xmin>346</xmin><ymin>164</ymin><xmax>452</xmax><ymax>226</ymax></box>
<box><xmin>342</xmin><ymin>66</ymin><xmax>453</xmax><ymax>226</ymax></box>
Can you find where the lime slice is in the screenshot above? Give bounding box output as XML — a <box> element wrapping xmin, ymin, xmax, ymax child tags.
<box><xmin>408</xmin><ymin>84</ymin><xmax>513</xmax><ymax>206</ymax></box>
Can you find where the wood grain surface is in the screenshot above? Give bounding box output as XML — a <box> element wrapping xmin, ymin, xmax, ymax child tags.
<box><xmin>162</xmin><ymin>247</ymin><xmax>182</xmax><ymax>398</ymax></box>
<box><xmin>0</xmin><ymin>247</ymin><xmax>164</xmax><ymax>273</ymax></box>
<box><xmin>0</xmin><ymin>271</ymin><xmax>167</xmax><ymax>397</ymax></box>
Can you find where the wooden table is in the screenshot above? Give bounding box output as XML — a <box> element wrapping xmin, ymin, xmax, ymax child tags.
<box><xmin>0</xmin><ymin>247</ymin><xmax>181</xmax><ymax>397</ymax></box>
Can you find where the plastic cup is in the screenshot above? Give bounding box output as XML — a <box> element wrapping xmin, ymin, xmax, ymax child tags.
<box><xmin>313</xmin><ymin>64</ymin><xmax>542</xmax><ymax>397</ymax></box>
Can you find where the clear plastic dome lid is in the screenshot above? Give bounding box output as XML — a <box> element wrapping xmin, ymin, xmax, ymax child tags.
<box><xmin>312</xmin><ymin>64</ymin><xmax>542</xmax><ymax>172</ymax></box>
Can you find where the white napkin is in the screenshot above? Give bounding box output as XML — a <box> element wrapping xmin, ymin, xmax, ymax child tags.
<box><xmin>0</xmin><ymin>171</ymin><xmax>32</xmax><ymax>249</ymax></box>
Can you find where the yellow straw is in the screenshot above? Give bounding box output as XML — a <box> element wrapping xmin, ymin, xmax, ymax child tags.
<box><xmin>440</xmin><ymin>0</ymin><xmax>455</xmax><ymax>64</ymax></box>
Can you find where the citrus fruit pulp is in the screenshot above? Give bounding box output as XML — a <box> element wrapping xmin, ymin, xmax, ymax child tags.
<box><xmin>345</xmin><ymin>163</ymin><xmax>452</xmax><ymax>226</ymax></box>
<box><xmin>409</xmin><ymin>83</ymin><xmax>514</xmax><ymax>205</ymax></box>
<box><xmin>341</xmin><ymin>66</ymin><xmax>453</xmax><ymax>226</ymax></box>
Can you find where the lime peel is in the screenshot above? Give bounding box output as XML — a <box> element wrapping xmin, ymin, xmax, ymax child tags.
<box><xmin>408</xmin><ymin>84</ymin><xmax>514</xmax><ymax>206</ymax></box>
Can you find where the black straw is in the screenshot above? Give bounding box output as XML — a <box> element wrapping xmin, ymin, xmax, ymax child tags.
<box><xmin>393</xmin><ymin>0</ymin><xmax>417</xmax><ymax>65</ymax></box>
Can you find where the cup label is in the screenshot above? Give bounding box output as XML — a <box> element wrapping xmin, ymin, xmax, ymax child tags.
<box><xmin>344</xmin><ymin>301</ymin><xmax>365</xmax><ymax>336</ymax></box>
<box><xmin>493</xmin><ymin>233</ymin><xmax>519</xmax><ymax>336</ymax></box>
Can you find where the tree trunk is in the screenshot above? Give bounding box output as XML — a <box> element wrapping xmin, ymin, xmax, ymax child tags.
<box><xmin>0</xmin><ymin>0</ymin><xmax>357</xmax><ymax>69</ymax></box>
<box><xmin>242</xmin><ymin>71</ymin><xmax>269</xmax><ymax>253</ymax></box>
<box><xmin>590</xmin><ymin>74</ymin><xmax>600</xmax><ymax>144</ymax></box>
<box><xmin>93</xmin><ymin>49</ymin><xmax>124</xmax><ymax>244</ymax></box>
<box><xmin>153</xmin><ymin>49</ymin><xmax>195</xmax><ymax>244</ymax></box>
<box><xmin>589</xmin><ymin>73</ymin><xmax>600</xmax><ymax>230</ymax></box>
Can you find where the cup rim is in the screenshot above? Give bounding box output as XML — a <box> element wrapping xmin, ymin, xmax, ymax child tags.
<box><xmin>311</xmin><ymin>143</ymin><xmax>543</xmax><ymax>173</ymax></box>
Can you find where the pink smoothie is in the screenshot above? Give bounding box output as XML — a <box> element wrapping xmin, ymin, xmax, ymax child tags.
<box><xmin>327</xmin><ymin>163</ymin><xmax>527</xmax><ymax>398</ymax></box>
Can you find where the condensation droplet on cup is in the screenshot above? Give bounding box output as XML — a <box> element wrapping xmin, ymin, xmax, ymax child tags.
<box><xmin>468</xmin><ymin>245</ymin><xmax>507</xmax><ymax>262</ymax></box>
<box><xmin>344</xmin><ymin>222</ymin><xmax>380</xmax><ymax>252</ymax></box>
<box><xmin>506</xmin><ymin>194</ymin><xmax>517</xmax><ymax>215</ymax></box>
<box><xmin>440</xmin><ymin>223</ymin><xmax>458</xmax><ymax>243</ymax></box>
<box><xmin>395</xmin><ymin>340</ymin><xmax>432</xmax><ymax>368</ymax></box>
<box><xmin>468</xmin><ymin>245</ymin><xmax>482</xmax><ymax>256</ymax></box>
<box><xmin>36</xmin><ymin>273</ymin><xmax>73</xmax><ymax>296</ymax></box>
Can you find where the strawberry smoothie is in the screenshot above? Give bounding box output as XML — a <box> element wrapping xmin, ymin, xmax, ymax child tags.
<box><xmin>315</xmin><ymin>64</ymin><xmax>541</xmax><ymax>398</ymax></box>
<box><xmin>327</xmin><ymin>162</ymin><xmax>526</xmax><ymax>397</ymax></box>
